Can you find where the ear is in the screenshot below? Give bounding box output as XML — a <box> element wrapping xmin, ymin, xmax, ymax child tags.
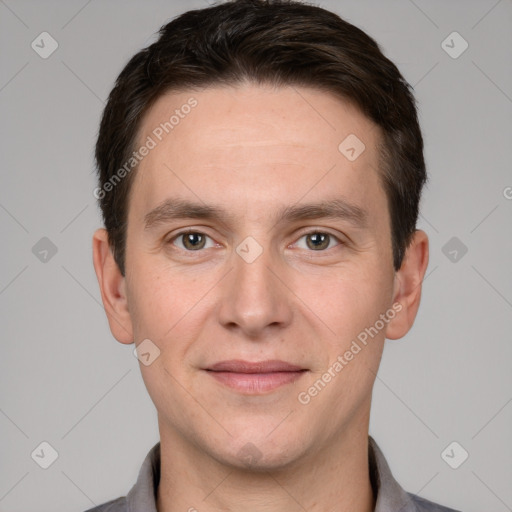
<box><xmin>92</xmin><ymin>228</ymin><xmax>134</xmax><ymax>344</ymax></box>
<box><xmin>385</xmin><ymin>230</ymin><xmax>429</xmax><ymax>340</ymax></box>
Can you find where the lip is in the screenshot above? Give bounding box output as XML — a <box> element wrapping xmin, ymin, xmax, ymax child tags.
<box><xmin>204</xmin><ymin>359</ymin><xmax>308</xmax><ymax>394</ymax></box>
<box><xmin>208</xmin><ymin>359</ymin><xmax>304</xmax><ymax>373</ymax></box>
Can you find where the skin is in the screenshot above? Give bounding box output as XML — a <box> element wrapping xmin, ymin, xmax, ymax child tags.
<box><xmin>93</xmin><ymin>83</ymin><xmax>429</xmax><ymax>512</ymax></box>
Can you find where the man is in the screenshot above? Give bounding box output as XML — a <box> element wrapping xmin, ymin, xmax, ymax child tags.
<box><xmin>89</xmin><ymin>0</ymin><xmax>459</xmax><ymax>510</ymax></box>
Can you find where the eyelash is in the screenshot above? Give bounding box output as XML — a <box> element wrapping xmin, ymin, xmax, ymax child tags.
<box><xmin>166</xmin><ymin>229</ymin><xmax>344</xmax><ymax>253</ymax></box>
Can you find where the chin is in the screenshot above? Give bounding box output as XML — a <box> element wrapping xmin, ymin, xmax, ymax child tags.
<box><xmin>213</xmin><ymin>429</ymin><xmax>309</xmax><ymax>472</ymax></box>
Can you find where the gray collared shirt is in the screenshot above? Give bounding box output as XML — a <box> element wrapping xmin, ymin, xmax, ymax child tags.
<box><xmin>84</xmin><ymin>436</ymin><xmax>461</xmax><ymax>512</ymax></box>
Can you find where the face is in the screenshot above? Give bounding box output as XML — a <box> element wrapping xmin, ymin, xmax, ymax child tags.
<box><xmin>109</xmin><ymin>84</ymin><xmax>405</xmax><ymax>469</ymax></box>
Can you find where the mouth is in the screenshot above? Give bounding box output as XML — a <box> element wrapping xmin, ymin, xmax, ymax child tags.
<box><xmin>204</xmin><ymin>360</ymin><xmax>308</xmax><ymax>394</ymax></box>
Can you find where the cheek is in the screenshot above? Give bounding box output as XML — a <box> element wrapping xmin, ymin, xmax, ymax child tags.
<box><xmin>125</xmin><ymin>260</ymin><xmax>178</xmax><ymax>341</ymax></box>
<box><xmin>126</xmin><ymin>276</ymin><xmax>162</xmax><ymax>336</ymax></box>
<box><xmin>125</xmin><ymin>257</ymin><xmax>215</xmax><ymax>348</ymax></box>
<box><xmin>317</xmin><ymin>264</ymin><xmax>394</xmax><ymax>344</ymax></box>
<box><xmin>301</xmin><ymin>267</ymin><xmax>392</xmax><ymax>415</ymax></box>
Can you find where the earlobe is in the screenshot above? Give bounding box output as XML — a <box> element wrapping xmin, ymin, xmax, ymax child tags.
<box><xmin>92</xmin><ymin>228</ymin><xmax>134</xmax><ymax>344</ymax></box>
<box><xmin>385</xmin><ymin>230</ymin><xmax>429</xmax><ymax>340</ymax></box>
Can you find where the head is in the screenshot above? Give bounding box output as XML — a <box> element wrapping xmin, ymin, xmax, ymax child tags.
<box><xmin>93</xmin><ymin>0</ymin><xmax>429</xmax><ymax>470</ymax></box>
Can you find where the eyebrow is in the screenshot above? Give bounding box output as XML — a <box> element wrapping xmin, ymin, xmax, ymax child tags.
<box><xmin>144</xmin><ymin>197</ymin><xmax>368</xmax><ymax>231</ymax></box>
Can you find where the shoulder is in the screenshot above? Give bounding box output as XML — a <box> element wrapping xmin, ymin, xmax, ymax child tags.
<box><xmin>407</xmin><ymin>491</ymin><xmax>462</xmax><ymax>512</ymax></box>
<box><xmin>83</xmin><ymin>496</ymin><xmax>126</xmax><ymax>512</ymax></box>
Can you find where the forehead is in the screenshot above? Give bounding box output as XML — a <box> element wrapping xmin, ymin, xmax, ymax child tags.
<box><xmin>130</xmin><ymin>83</ymin><xmax>386</xmax><ymax>225</ymax></box>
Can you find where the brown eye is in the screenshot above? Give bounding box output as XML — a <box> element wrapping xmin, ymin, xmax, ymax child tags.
<box><xmin>294</xmin><ymin>231</ymin><xmax>341</xmax><ymax>252</ymax></box>
<box><xmin>182</xmin><ymin>233</ymin><xmax>206</xmax><ymax>250</ymax></box>
<box><xmin>306</xmin><ymin>233</ymin><xmax>330</xmax><ymax>250</ymax></box>
<box><xmin>171</xmin><ymin>231</ymin><xmax>214</xmax><ymax>251</ymax></box>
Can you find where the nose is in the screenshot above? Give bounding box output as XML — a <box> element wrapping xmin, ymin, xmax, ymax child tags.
<box><xmin>217</xmin><ymin>240</ymin><xmax>293</xmax><ymax>339</ymax></box>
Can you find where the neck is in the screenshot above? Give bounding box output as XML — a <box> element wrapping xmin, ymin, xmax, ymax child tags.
<box><xmin>156</xmin><ymin>422</ymin><xmax>375</xmax><ymax>512</ymax></box>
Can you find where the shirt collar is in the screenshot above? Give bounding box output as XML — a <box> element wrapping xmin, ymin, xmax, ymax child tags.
<box><xmin>126</xmin><ymin>436</ymin><xmax>414</xmax><ymax>512</ymax></box>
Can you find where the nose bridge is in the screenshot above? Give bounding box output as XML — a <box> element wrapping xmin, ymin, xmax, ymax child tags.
<box><xmin>218</xmin><ymin>235</ymin><xmax>292</xmax><ymax>336</ymax></box>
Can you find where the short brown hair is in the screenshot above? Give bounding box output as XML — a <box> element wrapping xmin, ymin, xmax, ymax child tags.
<box><xmin>95</xmin><ymin>0</ymin><xmax>426</xmax><ymax>275</ymax></box>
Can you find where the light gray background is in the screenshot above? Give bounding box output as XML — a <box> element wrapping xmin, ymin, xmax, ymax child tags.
<box><xmin>1</xmin><ymin>1</ymin><xmax>511</xmax><ymax>511</ymax></box>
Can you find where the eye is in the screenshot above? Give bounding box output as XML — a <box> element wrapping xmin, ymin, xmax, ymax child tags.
<box><xmin>170</xmin><ymin>231</ymin><xmax>216</xmax><ymax>251</ymax></box>
<box><xmin>294</xmin><ymin>231</ymin><xmax>341</xmax><ymax>251</ymax></box>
